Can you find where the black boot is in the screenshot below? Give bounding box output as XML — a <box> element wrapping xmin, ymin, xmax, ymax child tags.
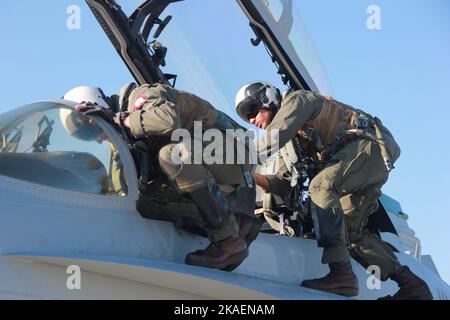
<box><xmin>378</xmin><ymin>266</ymin><xmax>433</xmax><ymax>300</ymax></box>
<box><xmin>301</xmin><ymin>262</ymin><xmax>359</xmax><ymax>297</ymax></box>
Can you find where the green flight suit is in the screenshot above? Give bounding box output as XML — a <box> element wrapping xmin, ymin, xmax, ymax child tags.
<box><xmin>127</xmin><ymin>83</ymin><xmax>254</xmax><ymax>242</ymax></box>
<box><xmin>109</xmin><ymin>142</ymin><xmax>127</xmax><ymax>196</ymax></box>
<box><xmin>259</xmin><ymin>90</ymin><xmax>402</xmax><ymax>280</ymax></box>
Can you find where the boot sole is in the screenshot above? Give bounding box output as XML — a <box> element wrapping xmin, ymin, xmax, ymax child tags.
<box><xmin>186</xmin><ymin>249</ymin><xmax>249</xmax><ymax>271</ymax></box>
<box><xmin>302</xmin><ymin>283</ymin><xmax>359</xmax><ymax>297</ymax></box>
<box><xmin>220</xmin><ymin>249</ymin><xmax>250</xmax><ymax>272</ymax></box>
<box><xmin>329</xmin><ymin>287</ymin><xmax>359</xmax><ymax>297</ymax></box>
<box><xmin>221</xmin><ymin>262</ymin><xmax>240</xmax><ymax>272</ymax></box>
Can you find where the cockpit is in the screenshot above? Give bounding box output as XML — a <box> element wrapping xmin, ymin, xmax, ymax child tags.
<box><xmin>0</xmin><ymin>102</ymin><xmax>128</xmax><ymax>196</ymax></box>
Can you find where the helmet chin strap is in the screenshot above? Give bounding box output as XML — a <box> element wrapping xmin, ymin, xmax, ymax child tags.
<box><xmin>268</xmin><ymin>99</ymin><xmax>281</xmax><ymax>122</ymax></box>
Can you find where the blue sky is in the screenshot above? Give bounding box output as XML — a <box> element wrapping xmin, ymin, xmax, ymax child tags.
<box><xmin>0</xmin><ymin>0</ymin><xmax>449</xmax><ymax>284</ymax></box>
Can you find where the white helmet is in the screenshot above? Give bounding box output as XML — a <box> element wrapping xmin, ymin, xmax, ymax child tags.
<box><xmin>235</xmin><ymin>81</ymin><xmax>282</xmax><ymax>123</ymax></box>
<box><xmin>63</xmin><ymin>86</ymin><xmax>110</xmax><ymax>108</ymax></box>
<box><xmin>60</xmin><ymin>86</ymin><xmax>108</xmax><ymax>141</ymax></box>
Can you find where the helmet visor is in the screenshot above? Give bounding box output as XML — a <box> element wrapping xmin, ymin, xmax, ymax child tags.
<box><xmin>63</xmin><ymin>110</ymin><xmax>104</xmax><ymax>142</ymax></box>
<box><xmin>236</xmin><ymin>96</ymin><xmax>261</xmax><ymax>122</ymax></box>
<box><xmin>72</xmin><ymin>121</ymin><xmax>104</xmax><ymax>142</ymax></box>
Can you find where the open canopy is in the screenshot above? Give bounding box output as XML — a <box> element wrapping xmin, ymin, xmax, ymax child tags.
<box><xmin>86</xmin><ymin>0</ymin><xmax>332</xmax><ymax>95</ymax></box>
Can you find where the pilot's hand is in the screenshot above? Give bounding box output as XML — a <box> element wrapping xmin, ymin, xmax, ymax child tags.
<box><xmin>76</xmin><ymin>102</ymin><xmax>116</xmax><ymax>126</ymax></box>
<box><xmin>113</xmin><ymin>111</ymin><xmax>131</xmax><ymax>128</ymax></box>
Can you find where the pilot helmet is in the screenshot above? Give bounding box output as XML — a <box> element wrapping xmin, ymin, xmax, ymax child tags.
<box><xmin>235</xmin><ymin>81</ymin><xmax>282</xmax><ymax>123</ymax></box>
<box><xmin>63</xmin><ymin>86</ymin><xmax>111</xmax><ymax>108</ymax></box>
<box><xmin>61</xmin><ymin>86</ymin><xmax>108</xmax><ymax>141</ymax></box>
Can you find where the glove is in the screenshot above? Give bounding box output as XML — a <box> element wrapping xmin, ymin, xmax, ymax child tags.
<box><xmin>75</xmin><ymin>101</ymin><xmax>116</xmax><ymax>126</ymax></box>
<box><xmin>113</xmin><ymin>111</ymin><xmax>130</xmax><ymax>127</ymax></box>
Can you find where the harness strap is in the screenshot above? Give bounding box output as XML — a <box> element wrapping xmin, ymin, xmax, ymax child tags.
<box><xmin>332</xmin><ymin>112</ymin><xmax>394</xmax><ymax>172</ymax></box>
<box><xmin>373</xmin><ymin>117</ymin><xmax>394</xmax><ymax>172</ymax></box>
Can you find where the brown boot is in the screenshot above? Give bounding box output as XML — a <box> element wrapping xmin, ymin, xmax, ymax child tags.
<box><xmin>185</xmin><ymin>232</ymin><xmax>248</xmax><ymax>270</ymax></box>
<box><xmin>301</xmin><ymin>262</ymin><xmax>359</xmax><ymax>297</ymax></box>
<box><xmin>219</xmin><ymin>214</ymin><xmax>263</xmax><ymax>272</ymax></box>
<box><xmin>234</xmin><ymin>212</ymin><xmax>263</xmax><ymax>247</ymax></box>
<box><xmin>378</xmin><ymin>266</ymin><xmax>433</xmax><ymax>300</ymax></box>
<box><xmin>186</xmin><ymin>213</ymin><xmax>260</xmax><ymax>257</ymax></box>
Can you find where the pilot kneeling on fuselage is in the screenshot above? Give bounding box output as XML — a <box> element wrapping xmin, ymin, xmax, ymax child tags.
<box><xmin>66</xmin><ymin>84</ymin><xmax>262</xmax><ymax>272</ymax></box>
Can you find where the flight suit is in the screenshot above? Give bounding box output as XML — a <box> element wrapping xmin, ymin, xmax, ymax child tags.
<box><xmin>126</xmin><ymin>83</ymin><xmax>254</xmax><ymax>242</ymax></box>
<box><xmin>109</xmin><ymin>143</ymin><xmax>127</xmax><ymax>196</ymax></box>
<box><xmin>259</xmin><ymin>90</ymin><xmax>402</xmax><ymax>280</ymax></box>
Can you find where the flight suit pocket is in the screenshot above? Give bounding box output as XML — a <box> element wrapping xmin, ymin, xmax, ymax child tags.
<box><xmin>343</xmin><ymin>192</ymin><xmax>379</xmax><ymax>241</ymax></box>
<box><xmin>333</xmin><ymin>142</ymin><xmax>371</xmax><ymax>195</ymax></box>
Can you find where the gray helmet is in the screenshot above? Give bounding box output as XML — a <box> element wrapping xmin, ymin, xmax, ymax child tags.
<box><xmin>235</xmin><ymin>81</ymin><xmax>282</xmax><ymax>123</ymax></box>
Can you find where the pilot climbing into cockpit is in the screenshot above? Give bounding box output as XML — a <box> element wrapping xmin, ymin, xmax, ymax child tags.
<box><xmin>69</xmin><ymin>83</ymin><xmax>262</xmax><ymax>271</ymax></box>
<box><xmin>235</xmin><ymin>81</ymin><xmax>433</xmax><ymax>300</ymax></box>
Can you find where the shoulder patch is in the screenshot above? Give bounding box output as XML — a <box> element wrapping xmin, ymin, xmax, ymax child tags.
<box><xmin>133</xmin><ymin>95</ymin><xmax>148</xmax><ymax>110</ymax></box>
